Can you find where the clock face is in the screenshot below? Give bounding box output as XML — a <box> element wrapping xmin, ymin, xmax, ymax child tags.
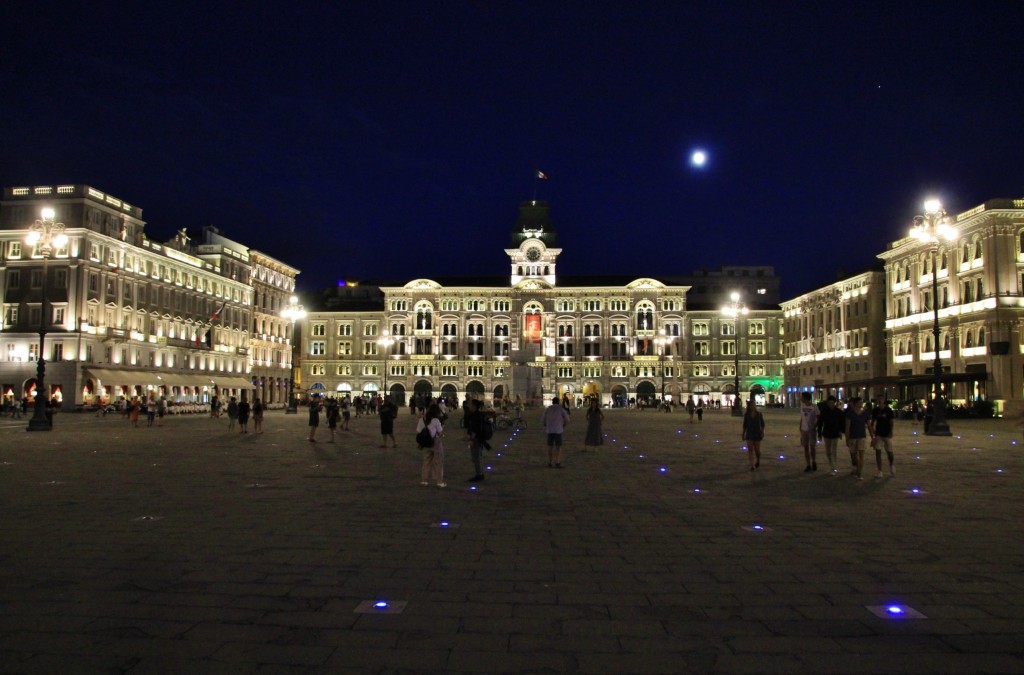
<box><xmin>526</xmin><ymin>248</ymin><xmax>541</xmax><ymax>262</ymax></box>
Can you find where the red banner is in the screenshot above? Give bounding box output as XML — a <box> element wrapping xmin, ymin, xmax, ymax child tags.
<box><xmin>525</xmin><ymin>314</ymin><xmax>542</xmax><ymax>344</ymax></box>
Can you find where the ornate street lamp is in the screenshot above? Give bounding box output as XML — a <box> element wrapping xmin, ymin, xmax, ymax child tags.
<box><xmin>281</xmin><ymin>296</ymin><xmax>306</xmax><ymax>414</ymax></box>
<box><xmin>377</xmin><ymin>330</ymin><xmax>395</xmax><ymax>400</ymax></box>
<box><xmin>25</xmin><ymin>207</ymin><xmax>68</xmax><ymax>432</ymax></box>
<box><xmin>721</xmin><ymin>291</ymin><xmax>748</xmax><ymax>417</ymax></box>
<box><xmin>909</xmin><ymin>198</ymin><xmax>957</xmax><ymax>436</ymax></box>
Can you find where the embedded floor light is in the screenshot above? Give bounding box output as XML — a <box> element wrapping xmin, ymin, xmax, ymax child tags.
<box><xmin>866</xmin><ymin>604</ymin><xmax>926</xmax><ymax>619</ymax></box>
<box><xmin>354</xmin><ymin>599</ymin><xmax>407</xmax><ymax>614</ymax></box>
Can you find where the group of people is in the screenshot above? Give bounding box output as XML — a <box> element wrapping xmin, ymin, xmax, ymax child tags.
<box><xmin>412</xmin><ymin>395</ymin><xmax>607</xmax><ymax>488</ymax></box>
<box><xmin>222</xmin><ymin>396</ymin><xmax>265</xmax><ymax>434</ymax></box>
<box><xmin>743</xmin><ymin>392</ymin><xmax>896</xmax><ymax>478</ymax></box>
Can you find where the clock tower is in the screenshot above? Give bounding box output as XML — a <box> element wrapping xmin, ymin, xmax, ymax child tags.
<box><xmin>506</xmin><ymin>200</ymin><xmax>562</xmax><ymax>286</ymax></box>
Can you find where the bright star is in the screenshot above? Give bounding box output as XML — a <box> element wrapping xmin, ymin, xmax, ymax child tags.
<box><xmin>690</xmin><ymin>149</ymin><xmax>707</xmax><ymax>167</ymax></box>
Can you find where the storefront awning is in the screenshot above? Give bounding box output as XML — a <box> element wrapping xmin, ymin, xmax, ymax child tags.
<box><xmin>208</xmin><ymin>376</ymin><xmax>254</xmax><ymax>390</ymax></box>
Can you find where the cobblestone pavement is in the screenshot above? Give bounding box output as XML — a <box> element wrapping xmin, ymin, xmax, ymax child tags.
<box><xmin>1</xmin><ymin>406</ymin><xmax>1022</xmax><ymax>674</ymax></box>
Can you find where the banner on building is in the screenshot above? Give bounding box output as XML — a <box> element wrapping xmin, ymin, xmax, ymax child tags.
<box><xmin>525</xmin><ymin>314</ymin><xmax>542</xmax><ymax>344</ymax></box>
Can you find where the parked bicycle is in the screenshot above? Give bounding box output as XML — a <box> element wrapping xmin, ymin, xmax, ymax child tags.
<box><xmin>493</xmin><ymin>411</ymin><xmax>527</xmax><ymax>430</ymax></box>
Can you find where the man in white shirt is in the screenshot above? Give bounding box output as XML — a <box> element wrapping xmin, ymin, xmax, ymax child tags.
<box><xmin>798</xmin><ymin>392</ymin><xmax>820</xmax><ymax>473</ymax></box>
<box><xmin>542</xmin><ymin>395</ymin><xmax>571</xmax><ymax>469</ymax></box>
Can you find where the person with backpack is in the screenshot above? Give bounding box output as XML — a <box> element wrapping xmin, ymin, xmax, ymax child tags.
<box><xmin>416</xmin><ymin>403</ymin><xmax>446</xmax><ymax>488</ymax></box>
<box><xmin>463</xmin><ymin>399</ymin><xmax>488</xmax><ymax>482</ymax></box>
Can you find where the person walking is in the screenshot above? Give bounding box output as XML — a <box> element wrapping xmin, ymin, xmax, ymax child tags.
<box><xmin>341</xmin><ymin>396</ymin><xmax>351</xmax><ymax>430</ymax></box>
<box><xmin>129</xmin><ymin>397</ymin><xmax>141</xmax><ymax>428</ymax></box>
<box><xmin>325</xmin><ymin>398</ymin><xmax>340</xmax><ymax>442</ymax></box>
<box><xmin>308</xmin><ymin>396</ymin><xmax>322</xmax><ymax>442</ymax></box>
<box><xmin>417</xmin><ymin>403</ymin><xmax>446</xmax><ymax>488</ymax></box>
<box><xmin>584</xmin><ymin>399</ymin><xmax>604</xmax><ymax>451</ymax></box>
<box><xmin>542</xmin><ymin>395</ymin><xmax>571</xmax><ymax>468</ymax></box>
<box><xmin>816</xmin><ymin>395</ymin><xmax>845</xmax><ymax>474</ymax></box>
<box><xmin>742</xmin><ymin>400</ymin><xmax>765</xmax><ymax>471</ymax></box>
<box><xmin>252</xmin><ymin>397</ymin><xmax>264</xmax><ymax>434</ymax></box>
<box><xmin>379</xmin><ymin>396</ymin><xmax>398</xmax><ymax>448</ymax></box>
<box><xmin>845</xmin><ymin>397</ymin><xmax>873</xmax><ymax>480</ymax></box>
<box><xmin>226</xmin><ymin>397</ymin><xmax>239</xmax><ymax>431</ymax></box>
<box><xmin>146</xmin><ymin>397</ymin><xmax>157</xmax><ymax>427</ymax></box>
<box><xmin>157</xmin><ymin>396</ymin><xmax>167</xmax><ymax>426</ymax></box>
<box><xmin>463</xmin><ymin>399</ymin><xmax>486</xmax><ymax>481</ymax></box>
<box><xmin>237</xmin><ymin>398</ymin><xmax>251</xmax><ymax>433</ymax></box>
<box><xmin>798</xmin><ymin>392</ymin><xmax>820</xmax><ymax>472</ymax></box>
<box><xmin>686</xmin><ymin>397</ymin><xmax>696</xmax><ymax>422</ymax></box>
<box><xmin>870</xmin><ymin>395</ymin><xmax>896</xmax><ymax>477</ymax></box>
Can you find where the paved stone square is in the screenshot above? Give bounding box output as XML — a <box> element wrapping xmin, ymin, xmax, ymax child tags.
<box><xmin>0</xmin><ymin>406</ymin><xmax>1022</xmax><ymax>674</ymax></box>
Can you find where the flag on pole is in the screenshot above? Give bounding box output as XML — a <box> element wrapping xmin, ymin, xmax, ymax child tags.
<box><xmin>536</xmin><ymin>170</ymin><xmax>548</xmax><ymax>180</ymax></box>
<box><xmin>211</xmin><ymin>300</ymin><xmax>227</xmax><ymax>321</ymax></box>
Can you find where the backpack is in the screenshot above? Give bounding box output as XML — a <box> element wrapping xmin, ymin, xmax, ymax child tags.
<box><xmin>416</xmin><ymin>425</ymin><xmax>434</xmax><ymax>448</ymax></box>
<box><xmin>479</xmin><ymin>416</ymin><xmax>494</xmax><ymax>441</ymax></box>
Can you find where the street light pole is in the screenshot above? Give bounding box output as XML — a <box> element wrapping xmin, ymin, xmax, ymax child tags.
<box><xmin>25</xmin><ymin>208</ymin><xmax>68</xmax><ymax>432</ymax></box>
<box><xmin>722</xmin><ymin>291</ymin><xmax>748</xmax><ymax>417</ymax></box>
<box><xmin>281</xmin><ymin>296</ymin><xmax>306</xmax><ymax>414</ymax></box>
<box><xmin>910</xmin><ymin>199</ymin><xmax>956</xmax><ymax>436</ymax></box>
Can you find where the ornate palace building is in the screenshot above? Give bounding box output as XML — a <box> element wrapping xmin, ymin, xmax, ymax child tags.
<box><xmin>877</xmin><ymin>198</ymin><xmax>1024</xmax><ymax>414</ymax></box>
<box><xmin>0</xmin><ymin>185</ymin><xmax>298</xmax><ymax>408</ymax></box>
<box><xmin>298</xmin><ymin>201</ymin><xmax>785</xmax><ymax>407</ymax></box>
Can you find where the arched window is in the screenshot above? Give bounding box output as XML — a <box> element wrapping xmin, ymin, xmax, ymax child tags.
<box><xmin>976</xmin><ymin>278</ymin><xmax>984</xmax><ymax>298</ymax></box>
<box><xmin>943</xmin><ymin>333</ymin><xmax>950</xmax><ymax>350</ymax></box>
<box><xmin>978</xmin><ymin>328</ymin><xmax>986</xmax><ymax>345</ymax></box>
<box><xmin>975</xmin><ymin>240</ymin><xmax>983</xmax><ymax>260</ymax></box>
<box><xmin>965</xmin><ymin>331</ymin><xmax>974</xmax><ymax>348</ymax></box>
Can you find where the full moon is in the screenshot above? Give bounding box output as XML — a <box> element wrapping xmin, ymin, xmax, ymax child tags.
<box><xmin>690</xmin><ymin>150</ymin><xmax>707</xmax><ymax>167</ymax></box>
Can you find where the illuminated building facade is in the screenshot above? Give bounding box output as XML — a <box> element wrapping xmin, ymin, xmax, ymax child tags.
<box><xmin>248</xmin><ymin>250</ymin><xmax>300</xmax><ymax>406</ymax></box>
<box><xmin>298</xmin><ymin>201</ymin><xmax>785</xmax><ymax>407</ymax></box>
<box><xmin>781</xmin><ymin>269</ymin><xmax>887</xmax><ymax>407</ymax></box>
<box><xmin>0</xmin><ymin>185</ymin><xmax>278</xmax><ymax>407</ymax></box>
<box><xmin>878</xmin><ymin>198</ymin><xmax>1024</xmax><ymax>413</ymax></box>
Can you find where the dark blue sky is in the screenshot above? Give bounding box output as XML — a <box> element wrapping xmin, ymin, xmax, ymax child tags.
<box><xmin>3</xmin><ymin>2</ymin><xmax>1022</xmax><ymax>298</ymax></box>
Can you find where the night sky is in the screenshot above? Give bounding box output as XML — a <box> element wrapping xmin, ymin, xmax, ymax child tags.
<box><xmin>3</xmin><ymin>2</ymin><xmax>1023</xmax><ymax>299</ymax></box>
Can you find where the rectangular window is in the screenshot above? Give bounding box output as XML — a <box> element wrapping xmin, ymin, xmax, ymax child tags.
<box><xmin>311</xmin><ymin>341</ymin><xmax>326</xmax><ymax>355</ymax></box>
<box><xmin>721</xmin><ymin>341</ymin><xmax>736</xmax><ymax>356</ymax></box>
<box><xmin>7</xmin><ymin>270</ymin><xmax>20</xmax><ymax>289</ymax></box>
<box><xmin>52</xmin><ymin>343</ymin><xmax>64</xmax><ymax>361</ymax></box>
<box><xmin>694</xmin><ymin>341</ymin><xmax>710</xmax><ymax>356</ymax></box>
<box><xmin>30</xmin><ymin>270</ymin><xmax>43</xmax><ymax>288</ymax></box>
<box><xmin>749</xmin><ymin>340</ymin><xmax>765</xmax><ymax>355</ymax></box>
<box><xmin>8</xmin><ymin>242</ymin><xmax>22</xmax><ymax>259</ymax></box>
<box><xmin>584</xmin><ymin>342</ymin><xmax>601</xmax><ymax>357</ymax></box>
<box><xmin>337</xmin><ymin>341</ymin><xmax>352</xmax><ymax>356</ymax></box>
<box><xmin>53</xmin><ymin>307</ymin><xmax>65</xmax><ymax>325</ymax></box>
<box><xmin>363</xmin><ymin>342</ymin><xmax>378</xmax><ymax>356</ymax></box>
<box><xmin>364</xmin><ymin>324</ymin><xmax>378</xmax><ymax>337</ymax></box>
<box><xmin>611</xmin><ymin>342</ymin><xmax>627</xmax><ymax>357</ymax></box>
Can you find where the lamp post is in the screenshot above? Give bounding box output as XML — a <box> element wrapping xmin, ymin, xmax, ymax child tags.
<box><xmin>281</xmin><ymin>296</ymin><xmax>306</xmax><ymax>414</ymax></box>
<box><xmin>377</xmin><ymin>330</ymin><xmax>395</xmax><ymax>400</ymax></box>
<box><xmin>25</xmin><ymin>208</ymin><xmax>68</xmax><ymax>432</ymax></box>
<box><xmin>722</xmin><ymin>291</ymin><xmax>748</xmax><ymax>417</ymax></box>
<box><xmin>655</xmin><ymin>330</ymin><xmax>671</xmax><ymax>407</ymax></box>
<box><xmin>910</xmin><ymin>198</ymin><xmax>956</xmax><ymax>436</ymax></box>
